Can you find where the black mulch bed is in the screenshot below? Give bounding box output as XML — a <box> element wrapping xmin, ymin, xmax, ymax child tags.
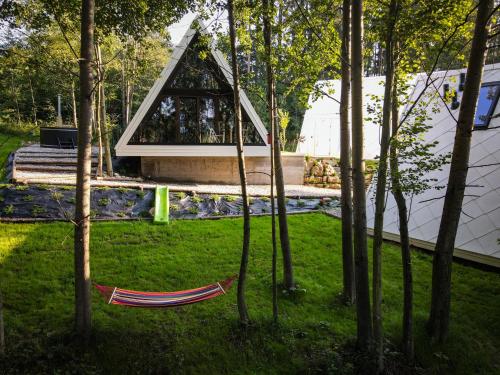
<box><xmin>0</xmin><ymin>184</ymin><xmax>340</xmax><ymax>222</ymax></box>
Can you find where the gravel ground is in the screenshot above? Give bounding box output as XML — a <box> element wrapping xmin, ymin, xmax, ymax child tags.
<box><xmin>14</xmin><ymin>171</ymin><xmax>340</xmax><ymax>198</ymax></box>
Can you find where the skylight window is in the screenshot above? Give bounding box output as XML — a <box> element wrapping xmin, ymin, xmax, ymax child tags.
<box><xmin>474</xmin><ymin>82</ymin><xmax>500</xmax><ymax>129</ymax></box>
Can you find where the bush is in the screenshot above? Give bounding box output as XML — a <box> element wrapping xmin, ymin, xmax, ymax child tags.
<box><xmin>98</xmin><ymin>198</ymin><xmax>110</xmax><ymax>207</ymax></box>
<box><xmin>31</xmin><ymin>205</ymin><xmax>46</xmax><ymax>216</ymax></box>
<box><xmin>223</xmin><ymin>195</ymin><xmax>237</xmax><ymax>202</ymax></box>
<box><xmin>174</xmin><ymin>192</ymin><xmax>186</xmax><ymax>200</ymax></box>
<box><xmin>23</xmin><ymin>195</ymin><xmax>34</xmax><ymax>202</ymax></box>
<box><xmin>3</xmin><ymin>204</ymin><xmax>15</xmax><ymax>215</ymax></box>
<box><xmin>51</xmin><ymin>192</ymin><xmax>63</xmax><ymax>201</ymax></box>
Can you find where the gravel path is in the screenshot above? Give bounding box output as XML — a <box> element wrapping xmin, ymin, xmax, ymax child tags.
<box><xmin>14</xmin><ymin>171</ymin><xmax>340</xmax><ymax>198</ymax></box>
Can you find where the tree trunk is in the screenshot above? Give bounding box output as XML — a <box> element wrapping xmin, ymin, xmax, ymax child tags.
<box><xmin>269</xmin><ymin>39</ymin><xmax>279</xmax><ymax>324</ymax></box>
<box><xmin>72</xmin><ymin>81</ymin><xmax>78</xmax><ymax>127</ymax></box>
<box><xmin>74</xmin><ymin>0</ymin><xmax>94</xmax><ymax>340</ymax></box>
<box><xmin>28</xmin><ymin>76</ymin><xmax>38</xmax><ymax>127</ymax></box>
<box><xmin>121</xmin><ymin>56</ymin><xmax>129</xmax><ymax>129</ymax></box>
<box><xmin>351</xmin><ymin>0</ymin><xmax>372</xmax><ymax>351</ymax></box>
<box><xmin>96</xmin><ymin>44</ymin><xmax>114</xmax><ymax>177</ymax></box>
<box><xmin>340</xmin><ymin>0</ymin><xmax>355</xmax><ymax>305</ymax></box>
<box><xmin>372</xmin><ymin>0</ymin><xmax>397</xmax><ymax>369</ymax></box>
<box><xmin>428</xmin><ymin>0</ymin><xmax>492</xmax><ymax>343</ymax></box>
<box><xmin>0</xmin><ymin>291</ymin><xmax>4</xmax><ymax>355</ymax></box>
<box><xmin>389</xmin><ymin>80</ymin><xmax>414</xmax><ymax>362</ymax></box>
<box><xmin>95</xmin><ymin>84</ymin><xmax>103</xmax><ymax>178</ymax></box>
<box><xmin>227</xmin><ymin>0</ymin><xmax>251</xmax><ymax>325</ymax></box>
<box><xmin>263</xmin><ymin>0</ymin><xmax>295</xmax><ymax>290</ymax></box>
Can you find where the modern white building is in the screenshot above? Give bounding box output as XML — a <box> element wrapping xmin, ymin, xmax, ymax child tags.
<box><xmin>296</xmin><ymin>75</ymin><xmax>415</xmax><ymax>159</ymax></box>
<box><xmin>365</xmin><ymin>64</ymin><xmax>499</xmax><ymax>267</ymax></box>
<box><xmin>299</xmin><ymin>65</ymin><xmax>500</xmax><ymax>267</ymax></box>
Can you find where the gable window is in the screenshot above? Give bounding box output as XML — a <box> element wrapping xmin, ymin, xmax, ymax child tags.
<box><xmin>474</xmin><ymin>82</ymin><xmax>500</xmax><ymax>129</ymax></box>
<box><xmin>128</xmin><ymin>33</ymin><xmax>265</xmax><ymax>146</ymax></box>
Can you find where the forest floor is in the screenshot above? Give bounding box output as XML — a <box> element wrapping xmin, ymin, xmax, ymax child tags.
<box><xmin>0</xmin><ymin>213</ymin><xmax>499</xmax><ymax>374</ymax></box>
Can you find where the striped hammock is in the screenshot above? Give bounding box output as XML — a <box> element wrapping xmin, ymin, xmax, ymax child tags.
<box><xmin>94</xmin><ymin>276</ymin><xmax>236</xmax><ymax>308</ymax></box>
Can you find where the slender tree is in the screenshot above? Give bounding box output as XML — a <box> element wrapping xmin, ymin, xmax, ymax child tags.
<box><xmin>389</xmin><ymin>76</ymin><xmax>414</xmax><ymax>362</ymax></box>
<box><xmin>96</xmin><ymin>43</ymin><xmax>113</xmax><ymax>177</ymax></box>
<box><xmin>262</xmin><ymin>0</ymin><xmax>295</xmax><ymax>291</ymax></box>
<box><xmin>428</xmin><ymin>0</ymin><xmax>493</xmax><ymax>342</ymax></box>
<box><xmin>371</xmin><ymin>0</ymin><xmax>398</xmax><ymax>369</ymax></box>
<box><xmin>227</xmin><ymin>0</ymin><xmax>251</xmax><ymax>325</ymax></box>
<box><xmin>339</xmin><ymin>0</ymin><xmax>355</xmax><ymax>305</ymax></box>
<box><xmin>351</xmin><ymin>0</ymin><xmax>372</xmax><ymax>351</ymax></box>
<box><xmin>74</xmin><ymin>0</ymin><xmax>94</xmax><ymax>339</ymax></box>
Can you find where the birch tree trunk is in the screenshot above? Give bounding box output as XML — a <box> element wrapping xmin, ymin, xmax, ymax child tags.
<box><xmin>351</xmin><ymin>0</ymin><xmax>372</xmax><ymax>351</ymax></box>
<box><xmin>96</xmin><ymin>44</ymin><xmax>114</xmax><ymax>177</ymax></box>
<box><xmin>95</xmin><ymin>86</ymin><xmax>103</xmax><ymax>178</ymax></box>
<box><xmin>74</xmin><ymin>0</ymin><xmax>94</xmax><ymax>340</ymax></box>
<box><xmin>428</xmin><ymin>0</ymin><xmax>493</xmax><ymax>343</ymax></box>
<box><xmin>340</xmin><ymin>0</ymin><xmax>355</xmax><ymax>305</ymax></box>
<box><xmin>263</xmin><ymin>0</ymin><xmax>295</xmax><ymax>290</ymax></box>
<box><xmin>389</xmin><ymin>80</ymin><xmax>414</xmax><ymax>362</ymax></box>
<box><xmin>228</xmin><ymin>0</ymin><xmax>251</xmax><ymax>324</ymax></box>
<box><xmin>372</xmin><ymin>1</ymin><xmax>397</xmax><ymax>369</ymax></box>
<box><xmin>72</xmin><ymin>80</ymin><xmax>78</xmax><ymax>127</ymax></box>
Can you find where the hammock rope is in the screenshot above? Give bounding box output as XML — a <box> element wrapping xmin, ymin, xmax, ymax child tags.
<box><xmin>93</xmin><ymin>275</ymin><xmax>237</xmax><ymax>308</ymax></box>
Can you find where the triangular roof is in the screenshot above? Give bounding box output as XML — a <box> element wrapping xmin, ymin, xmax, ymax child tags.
<box><xmin>115</xmin><ymin>19</ymin><xmax>269</xmax><ymax>157</ymax></box>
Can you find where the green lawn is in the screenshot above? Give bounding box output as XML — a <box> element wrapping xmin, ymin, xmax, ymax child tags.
<box><xmin>0</xmin><ymin>213</ymin><xmax>499</xmax><ymax>374</ymax></box>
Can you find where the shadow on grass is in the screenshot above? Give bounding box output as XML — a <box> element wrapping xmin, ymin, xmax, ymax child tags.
<box><xmin>0</xmin><ymin>215</ymin><xmax>498</xmax><ymax>374</ymax></box>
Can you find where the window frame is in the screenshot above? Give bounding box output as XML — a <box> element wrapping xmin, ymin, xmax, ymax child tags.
<box><xmin>474</xmin><ymin>81</ymin><xmax>500</xmax><ymax>130</ymax></box>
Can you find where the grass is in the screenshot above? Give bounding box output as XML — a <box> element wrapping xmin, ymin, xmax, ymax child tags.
<box><xmin>0</xmin><ymin>213</ymin><xmax>499</xmax><ymax>374</ymax></box>
<box><xmin>0</xmin><ymin>130</ymin><xmax>35</xmax><ymax>181</ymax></box>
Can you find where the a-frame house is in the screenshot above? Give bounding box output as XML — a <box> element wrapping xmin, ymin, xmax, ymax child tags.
<box><xmin>115</xmin><ymin>20</ymin><xmax>303</xmax><ymax>184</ymax></box>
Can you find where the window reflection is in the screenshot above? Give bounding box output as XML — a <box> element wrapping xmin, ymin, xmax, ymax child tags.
<box><xmin>474</xmin><ymin>83</ymin><xmax>500</xmax><ymax>129</ymax></box>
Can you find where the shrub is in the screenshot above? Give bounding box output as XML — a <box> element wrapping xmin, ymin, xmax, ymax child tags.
<box><xmin>210</xmin><ymin>194</ymin><xmax>220</xmax><ymax>201</ymax></box>
<box><xmin>15</xmin><ymin>185</ymin><xmax>29</xmax><ymax>191</ymax></box>
<box><xmin>174</xmin><ymin>192</ymin><xmax>186</xmax><ymax>200</ymax></box>
<box><xmin>3</xmin><ymin>204</ymin><xmax>15</xmax><ymax>215</ymax></box>
<box><xmin>23</xmin><ymin>195</ymin><xmax>34</xmax><ymax>202</ymax></box>
<box><xmin>223</xmin><ymin>195</ymin><xmax>237</xmax><ymax>202</ymax></box>
<box><xmin>191</xmin><ymin>196</ymin><xmax>202</xmax><ymax>204</ymax></box>
<box><xmin>188</xmin><ymin>206</ymin><xmax>199</xmax><ymax>215</ymax></box>
<box><xmin>51</xmin><ymin>192</ymin><xmax>64</xmax><ymax>201</ymax></box>
<box><xmin>37</xmin><ymin>184</ymin><xmax>51</xmax><ymax>190</ymax></box>
<box><xmin>90</xmin><ymin>209</ymin><xmax>99</xmax><ymax>219</ymax></box>
<box><xmin>125</xmin><ymin>200</ymin><xmax>135</xmax><ymax>208</ymax></box>
<box><xmin>297</xmin><ymin>200</ymin><xmax>306</xmax><ymax>208</ymax></box>
<box><xmin>118</xmin><ymin>187</ymin><xmax>129</xmax><ymax>194</ymax></box>
<box><xmin>60</xmin><ymin>185</ymin><xmax>75</xmax><ymax>191</ymax></box>
<box><xmin>170</xmin><ymin>204</ymin><xmax>179</xmax><ymax>211</ymax></box>
<box><xmin>260</xmin><ymin>196</ymin><xmax>270</xmax><ymax>202</ymax></box>
<box><xmin>31</xmin><ymin>205</ymin><xmax>46</xmax><ymax>216</ymax></box>
<box><xmin>66</xmin><ymin>197</ymin><xmax>76</xmax><ymax>204</ymax></box>
<box><xmin>98</xmin><ymin>198</ymin><xmax>110</xmax><ymax>207</ymax></box>
<box><xmin>136</xmin><ymin>190</ymin><xmax>146</xmax><ymax>199</ymax></box>
<box><xmin>117</xmin><ymin>211</ymin><xmax>127</xmax><ymax>218</ymax></box>
<box><xmin>0</xmin><ymin>184</ymin><xmax>11</xmax><ymax>189</ymax></box>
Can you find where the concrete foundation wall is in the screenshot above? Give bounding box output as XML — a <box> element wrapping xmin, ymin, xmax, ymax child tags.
<box><xmin>141</xmin><ymin>154</ymin><xmax>305</xmax><ymax>185</ymax></box>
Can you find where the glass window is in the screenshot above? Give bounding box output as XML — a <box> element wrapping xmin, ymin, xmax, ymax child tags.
<box><xmin>127</xmin><ymin>32</ymin><xmax>265</xmax><ymax>146</ymax></box>
<box><xmin>168</xmin><ymin>37</ymin><xmax>226</xmax><ymax>90</ymax></box>
<box><xmin>474</xmin><ymin>83</ymin><xmax>500</xmax><ymax>129</ymax></box>
<box><xmin>128</xmin><ymin>95</ymin><xmax>265</xmax><ymax>145</ymax></box>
